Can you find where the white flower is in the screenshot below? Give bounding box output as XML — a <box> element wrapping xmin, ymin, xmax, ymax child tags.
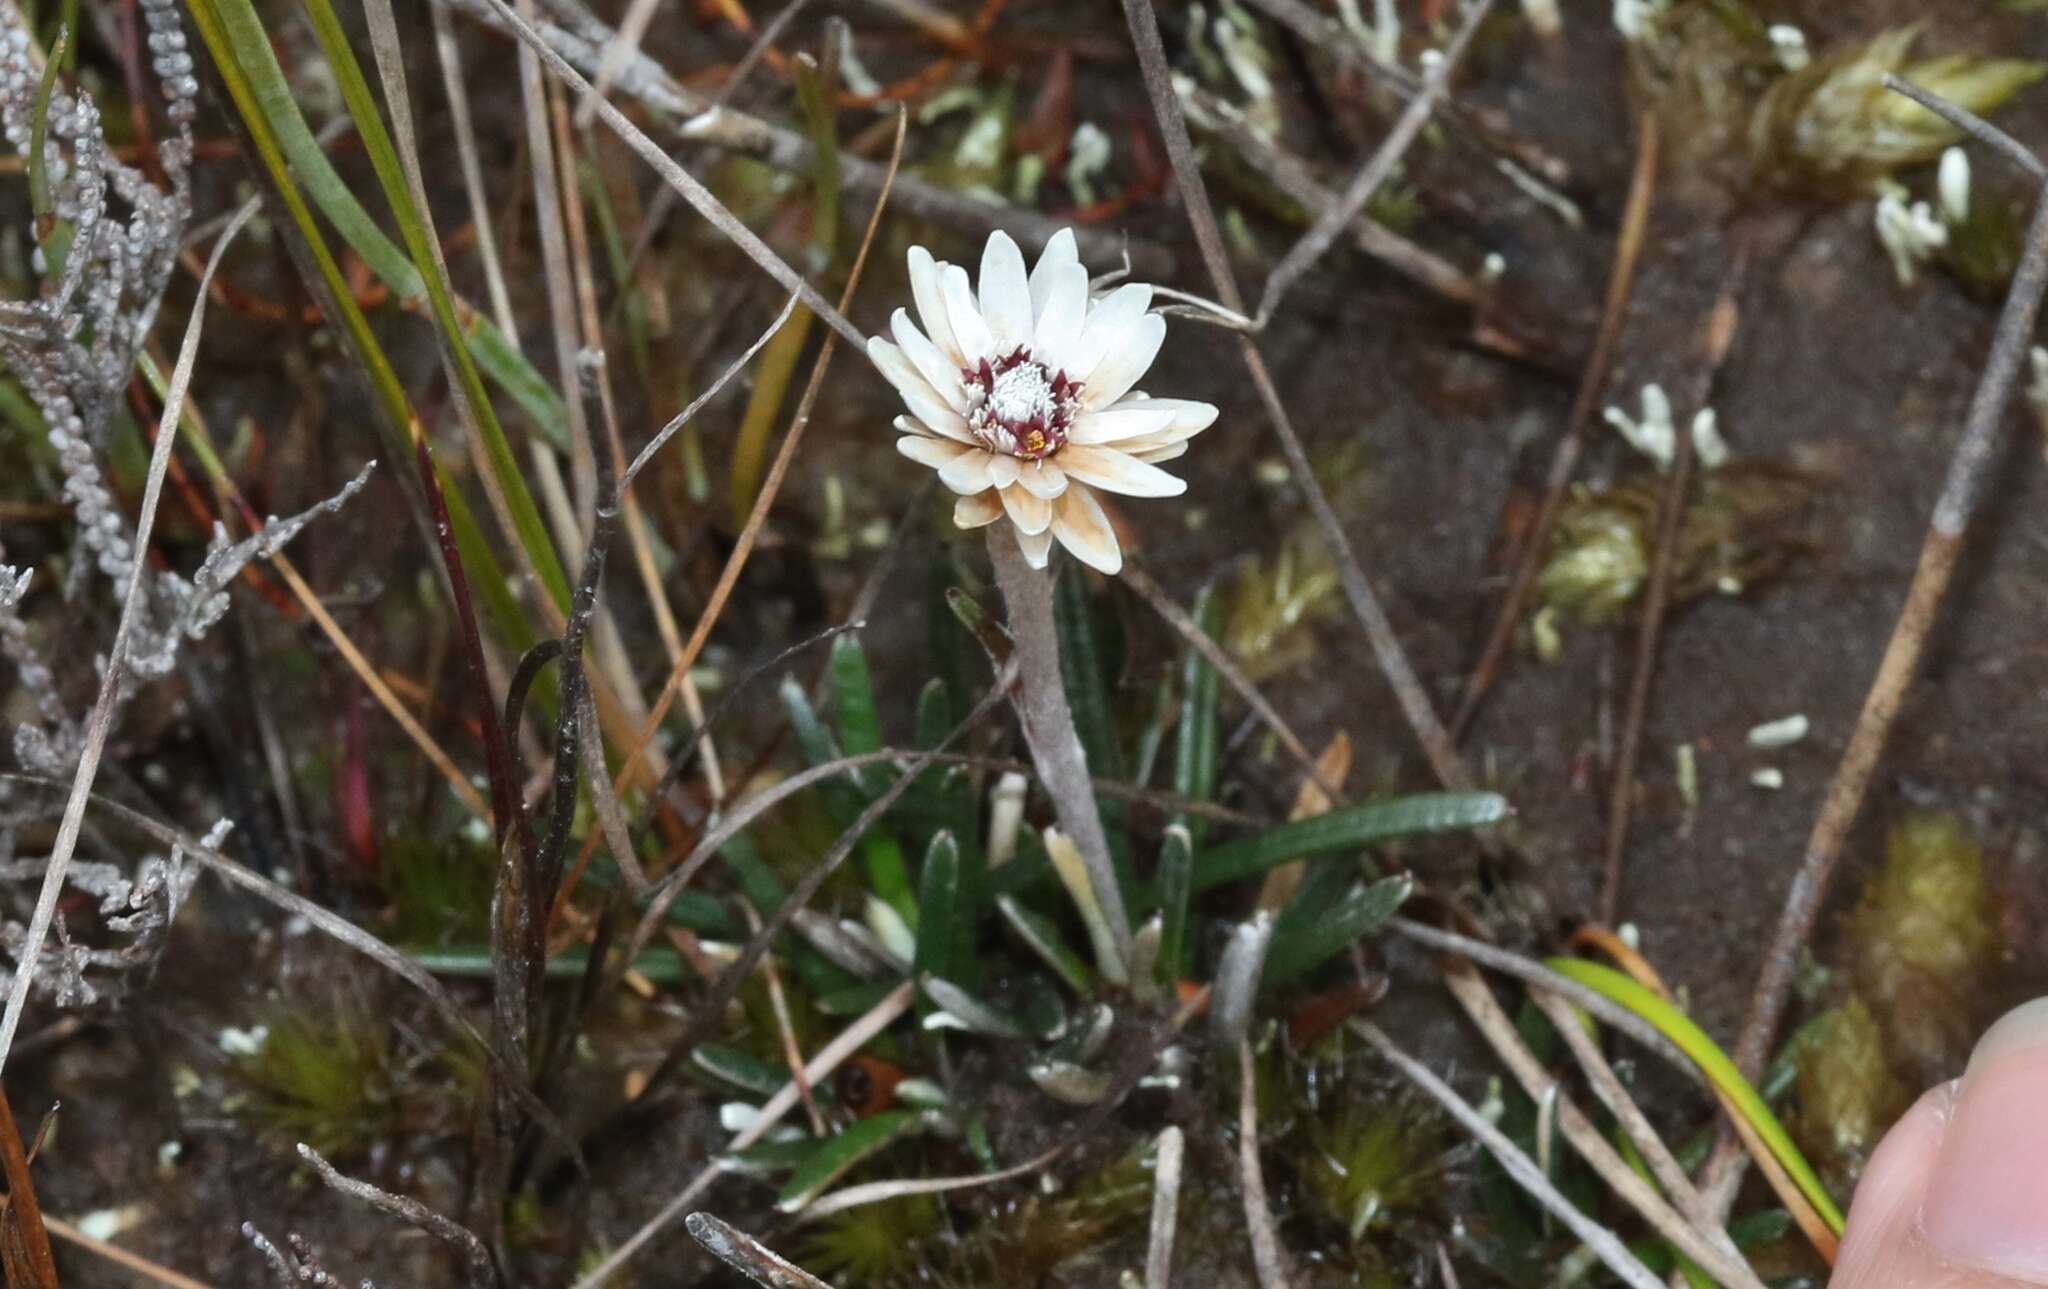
<box><xmin>869</xmin><ymin>229</ymin><xmax>1218</xmax><ymax>574</ymax></box>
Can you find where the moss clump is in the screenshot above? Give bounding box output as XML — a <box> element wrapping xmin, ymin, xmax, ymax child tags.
<box><xmin>1299</xmin><ymin>1089</ymin><xmax>1448</xmax><ymax>1245</ymax></box>
<box><xmin>238</xmin><ymin>999</ymin><xmax>396</xmax><ymax>1158</ymax></box>
<box><xmin>1793</xmin><ymin>997</ymin><xmax>1910</xmax><ymax>1195</ymax></box>
<box><xmin>1537</xmin><ymin>466</ymin><xmax>1813</xmax><ymax>625</ymax></box>
<box><xmin>799</xmin><ymin>1193</ymin><xmax>945</xmax><ymax>1285</ymax></box>
<box><xmin>1226</xmin><ymin>533</ymin><xmax>1342</xmax><ymax>682</ymax></box>
<box><xmin>1846</xmin><ymin>812</ymin><xmax>1999</xmax><ymax>1083</ymax></box>
<box><xmin>1750</xmin><ymin>26</ymin><xmax>2044</xmax><ymax>194</ymax></box>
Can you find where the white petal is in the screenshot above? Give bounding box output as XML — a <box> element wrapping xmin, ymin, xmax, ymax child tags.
<box><xmin>1080</xmin><ymin>313</ymin><xmax>1166</xmax><ymax>410</ymax></box>
<box><xmin>871</xmin><ymin>337</ymin><xmax>973</xmax><ymax>440</ymax></box>
<box><xmin>1031</xmin><ymin>263</ymin><xmax>1091</xmax><ymax>375</ymax></box>
<box><xmin>1131</xmin><ymin>440</ymin><xmax>1188</xmax><ymax>464</ymax></box>
<box><xmin>1014</xmin><ymin>459</ymin><xmax>1068</xmax><ymax>499</ymax></box>
<box><xmin>892</xmin><ymin>309</ymin><xmax>968</xmax><ymax>412</ymax></box>
<box><xmin>897</xmin><ymin>435</ymin><xmax>971</xmax><ymax>468</ymax></box>
<box><xmin>977</xmin><ymin>231</ymin><xmax>1034</xmax><ymax>353</ymax></box>
<box><xmin>1132</xmin><ymin>397</ymin><xmax>1219</xmax><ymax>437</ymax></box>
<box><xmin>1068</xmin><ymin>283</ymin><xmax>1153</xmax><ymax>384</ymax></box>
<box><xmin>999</xmin><ymin>484</ymin><xmax>1053</xmax><ymax>535</ymax></box>
<box><xmin>954</xmin><ymin>490</ymin><xmax>1002</xmax><ymax>529</ymax></box>
<box><xmin>1068</xmin><ymin>406</ymin><xmax>1178</xmax><ymax>445</ymax></box>
<box><xmin>1015</xmin><ymin>526</ymin><xmax>1054</xmax><ymax>569</ymax></box>
<box><xmin>1050</xmin><ymin>485</ymin><xmax>1122</xmax><ymax>574</ymax></box>
<box><xmin>908</xmin><ymin>246</ymin><xmax>963</xmax><ymax>365</ymax></box>
<box><xmin>1027</xmin><ymin>228</ymin><xmax>1079</xmax><ymax>319</ymax></box>
<box><xmin>895</xmin><ymin>413</ymin><xmax>974</xmax><ymax>446</ymax></box>
<box><xmin>938</xmin><ymin>449</ymin><xmax>997</xmax><ymax>494</ymax></box>
<box><xmin>986</xmin><ymin>453</ymin><xmax>1020</xmax><ymax>489</ymax></box>
<box><xmin>941</xmin><ymin>263</ymin><xmax>996</xmax><ymax>365</ymax></box>
<box><xmin>1055</xmin><ymin>444</ymin><xmax>1186</xmax><ymax>498</ymax></box>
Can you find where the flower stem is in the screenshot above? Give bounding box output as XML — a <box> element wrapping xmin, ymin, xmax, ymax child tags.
<box><xmin>986</xmin><ymin>531</ymin><xmax>1133</xmax><ymax>966</ymax></box>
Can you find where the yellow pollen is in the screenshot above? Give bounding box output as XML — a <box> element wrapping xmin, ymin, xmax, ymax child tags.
<box><xmin>1023</xmin><ymin>430</ymin><xmax>1047</xmax><ymax>455</ymax></box>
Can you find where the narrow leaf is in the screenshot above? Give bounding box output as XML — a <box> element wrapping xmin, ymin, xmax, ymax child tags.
<box><xmin>1262</xmin><ymin>875</ymin><xmax>1413</xmax><ymax>987</ymax></box>
<box><xmin>1190</xmin><ymin>792</ymin><xmax>1509</xmax><ymax>893</ymax></box>
<box><xmin>776</xmin><ymin>1110</ymin><xmax>922</xmax><ymax>1212</ymax></box>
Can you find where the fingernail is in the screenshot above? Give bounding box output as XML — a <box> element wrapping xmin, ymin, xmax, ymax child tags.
<box><xmin>1923</xmin><ymin>998</ymin><xmax>2048</xmax><ymax>1282</ymax></box>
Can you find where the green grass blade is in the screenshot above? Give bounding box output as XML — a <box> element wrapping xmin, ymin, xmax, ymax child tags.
<box><xmin>297</xmin><ymin>0</ymin><xmax>569</xmax><ymax>610</ymax></box>
<box><xmin>777</xmin><ymin>1110</ymin><xmax>922</xmax><ymax>1212</ymax></box>
<box><xmin>831</xmin><ymin>634</ymin><xmax>882</xmax><ymax>757</ymax></box>
<box><xmin>1544</xmin><ymin>957</ymin><xmax>1845</xmax><ymax>1236</ymax></box>
<box><xmin>1262</xmin><ymin>875</ymin><xmax>1412</xmax><ymax>987</ymax></box>
<box><xmin>1190</xmin><ymin>792</ymin><xmax>1509</xmax><ymax>893</ymax></box>
<box><xmin>1173</xmin><ymin>585</ymin><xmax>1222</xmax><ymax>841</ymax></box>
<box><xmin>691</xmin><ymin>1043</ymin><xmax>789</xmax><ymax>1098</ymax></box>
<box><xmin>1055</xmin><ymin>566</ymin><xmax>1133</xmax><ymax>899</ymax></box>
<box><xmin>183</xmin><ymin>0</ymin><xmax>540</xmax><ymax>664</ymax></box>
<box><xmin>996</xmin><ymin>895</ymin><xmax>1094</xmax><ymax>995</ymax></box>
<box><xmin>1153</xmin><ymin>823</ymin><xmax>1194</xmax><ymax>983</ymax></box>
<box><xmin>912</xmin><ymin>831</ymin><xmax>964</xmax><ymax>986</ymax></box>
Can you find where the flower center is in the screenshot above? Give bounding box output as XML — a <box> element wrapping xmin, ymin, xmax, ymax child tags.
<box><xmin>963</xmin><ymin>346</ymin><xmax>1080</xmax><ymax>461</ymax></box>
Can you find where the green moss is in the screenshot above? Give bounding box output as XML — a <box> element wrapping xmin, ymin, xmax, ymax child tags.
<box><xmin>238</xmin><ymin>998</ymin><xmax>396</xmax><ymax>1158</ymax></box>
<box><xmin>1299</xmin><ymin>1089</ymin><xmax>1448</xmax><ymax>1244</ymax></box>
<box><xmin>1750</xmin><ymin>26</ymin><xmax>2044</xmax><ymax>194</ymax></box>
<box><xmin>379</xmin><ymin>832</ymin><xmax>495</xmax><ymax>945</ymax></box>
<box><xmin>1846</xmin><ymin>812</ymin><xmax>1999</xmax><ymax>1082</ymax></box>
<box><xmin>1537</xmin><ymin>466</ymin><xmax>1813</xmax><ymax>625</ymax></box>
<box><xmin>1792</xmin><ymin>997</ymin><xmax>1910</xmax><ymax>1195</ymax></box>
<box><xmin>800</xmin><ymin>1194</ymin><xmax>945</xmax><ymax>1284</ymax></box>
<box><xmin>1226</xmin><ymin>532</ymin><xmax>1342</xmax><ymax>682</ymax></box>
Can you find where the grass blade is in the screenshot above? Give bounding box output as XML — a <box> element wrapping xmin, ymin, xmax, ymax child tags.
<box><xmin>996</xmin><ymin>895</ymin><xmax>1094</xmax><ymax>994</ymax></box>
<box><xmin>1153</xmin><ymin>823</ymin><xmax>1194</xmax><ymax>985</ymax></box>
<box><xmin>1545</xmin><ymin>957</ymin><xmax>1845</xmax><ymax>1237</ymax></box>
<box><xmin>1190</xmin><ymin>792</ymin><xmax>1509</xmax><ymax>893</ymax></box>
<box><xmin>1262</xmin><ymin>875</ymin><xmax>1412</xmax><ymax>987</ymax></box>
<box><xmin>911</xmin><ymin>831</ymin><xmax>964</xmax><ymax>986</ymax></box>
<box><xmin>777</xmin><ymin>1110</ymin><xmax>922</xmax><ymax>1213</ymax></box>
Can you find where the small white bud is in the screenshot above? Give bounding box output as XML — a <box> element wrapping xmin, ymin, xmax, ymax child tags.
<box><xmin>1767</xmin><ymin>24</ymin><xmax>1809</xmax><ymax>71</ymax></box>
<box><xmin>1939</xmin><ymin>146</ymin><xmax>1971</xmax><ymax>225</ymax></box>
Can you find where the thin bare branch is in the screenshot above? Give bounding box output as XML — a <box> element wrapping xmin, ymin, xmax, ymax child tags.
<box><xmin>1884</xmin><ymin>74</ymin><xmax>2047</xmax><ymax>182</ymax></box>
<box><xmin>1237</xmin><ymin>1037</ymin><xmax>1292</xmax><ymax>1289</ymax></box>
<box><xmin>568</xmin><ymin>981</ymin><xmax>915</xmax><ymax>1289</ymax></box>
<box><xmin>1730</xmin><ymin>95</ymin><xmax>2048</xmax><ymax>1095</ymax></box>
<box><xmin>1452</xmin><ymin>113</ymin><xmax>1659</xmax><ymax>737</ymax></box>
<box><xmin>466</xmin><ymin>0</ymin><xmax>862</xmax><ymax>346</ymax></box>
<box><xmin>297</xmin><ymin>1144</ymin><xmax>497</xmax><ymax>1289</ymax></box>
<box><xmin>686</xmin><ymin>1214</ymin><xmax>838</xmax><ymax>1289</ymax></box>
<box><xmin>1354</xmin><ymin>1020</ymin><xmax>1665</xmax><ymax>1289</ymax></box>
<box><xmin>1254</xmin><ymin>0</ymin><xmax>1498</xmax><ymax>326</ymax></box>
<box><xmin>1439</xmin><ymin>963</ymin><xmax>1762</xmax><ymax>1289</ymax></box>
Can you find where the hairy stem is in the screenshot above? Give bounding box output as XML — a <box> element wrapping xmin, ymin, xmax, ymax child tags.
<box><xmin>986</xmin><ymin>531</ymin><xmax>1132</xmax><ymax>965</ymax></box>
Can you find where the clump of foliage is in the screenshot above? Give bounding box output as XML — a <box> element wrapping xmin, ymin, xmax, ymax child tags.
<box><xmin>1226</xmin><ymin>533</ymin><xmax>1342</xmax><ymax>682</ymax></box>
<box><xmin>1537</xmin><ymin>466</ymin><xmax>1813</xmax><ymax>625</ymax></box>
<box><xmin>1844</xmin><ymin>811</ymin><xmax>2000</xmax><ymax>1083</ymax></box>
<box><xmin>1792</xmin><ymin>997</ymin><xmax>1910</xmax><ymax>1195</ymax></box>
<box><xmin>1749</xmin><ymin>26</ymin><xmax>2044</xmax><ymax>194</ymax></box>
<box><xmin>237</xmin><ymin>998</ymin><xmax>398</xmax><ymax>1158</ymax></box>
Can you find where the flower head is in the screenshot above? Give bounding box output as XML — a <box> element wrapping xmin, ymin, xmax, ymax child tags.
<box><xmin>869</xmin><ymin>229</ymin><xmax>1218</xmax><ymax>574</ymax></box>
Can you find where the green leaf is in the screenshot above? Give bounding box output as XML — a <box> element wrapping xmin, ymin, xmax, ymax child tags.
<box><xmin>1189</xmin><ymin>792</ymin><xmax>1509</xmax><ymax>893</ymax></box>
<box><xmin>921</xmin><ymin>977</ymin><xmax>1031</xmax><ymax>1039</ymax></box>
<box><xmin>1172</xmin><ymin>585</ymin><xmax>1223</xmax><ymax>835</ymax></box>
<box><xmin>817</xmin><ymin>980</ymin><xmax>899</xmax><ymax>1016</ymax></box>
<box><xmin>720</xmin><ymin>832</ymin><xmax>789</xmax><ymax>917</ymax></box>
<box><xmin>287</xmin><ymin>0</ymin><xmax>572</xmax><ymax>608</ymax></box>
<box><xmin>912</xmin><ymin>831</ymin><xmax>964</xmax><ymax>986</ymax></box>
<box><xmin>1055</xmin><ymin>567</ymin><xmax>1134</xmax><ymax>903</ymax></box>
<box><xmin>996</xmin><ymin>896</ymin><xmax>1094</xmax><ymax>994</ymax></box>
<box><xmin>1544</xmin><ymin>957</ymin><xmax>1845</xmax><ymax>1236</ymax></box>
<box><xmin>1262</xmin><ymin>875</ymin><xmax>1413</xmax><ymax>987</ymax></box>
<box><xmin>1153</xmin><ymin>824</ymin><xmax>1195</xmax><ymax>984</ymax></box>
<box><xmin>831</xmin><ymin>634</ymin><xmax>883</xmax><ymax>757</ymax></box>
<box><xmin>691</xmin><ymin>1043</ymin><xmax>788</xmax><ymax>1098</ymax></box>
<box><xmin>778</xmin><ymin>1110</ymin><xmax>922</xmax><ymax>1212</ymax></box>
